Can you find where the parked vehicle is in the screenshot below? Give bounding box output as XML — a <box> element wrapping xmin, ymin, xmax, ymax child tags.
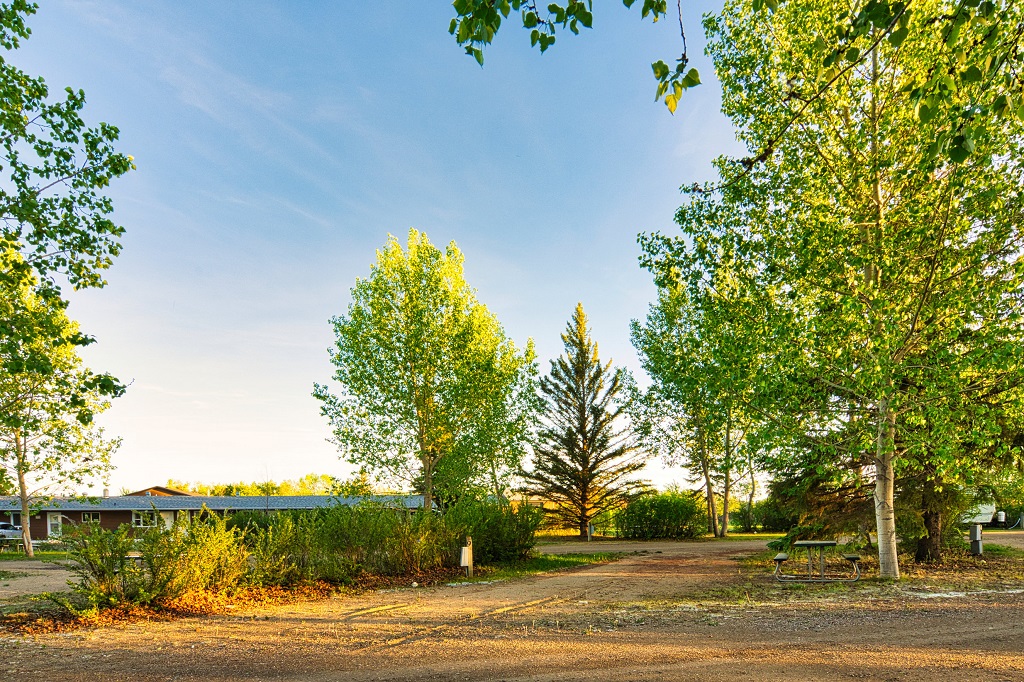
<box><xmin>0</xmin><ymin>522</ymin><xmax>22</xmax><ymax>539</ymax></box>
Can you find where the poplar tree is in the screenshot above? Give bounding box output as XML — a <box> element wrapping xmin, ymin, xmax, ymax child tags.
<box><xmin>0</xmin><ymin>256</ymin><xmax>121</xmax><ymax>556</ymax></box>
<box><xmin>314</xmin><ymin>230</ymin><xmax>536</xmax><ymax>511</ymax></box>
<box><xmin>642</xmin><ymin>0</ymin><xmax>1024</xmax><ymax>578</ymax></box>
<box><xmin>524</xmin><ymin>304</ymin><xmax>647</xmax><ymax>537</ymax></box>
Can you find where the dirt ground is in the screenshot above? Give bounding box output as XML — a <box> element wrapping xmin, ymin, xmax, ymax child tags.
<box><xmin>0</xmin><ymin>559</ymin><xmax>73</xmax><ymax>600</ymax></box>
<box><xmin>2</xmin><ymin>534</ymin><xmax>1024</xmax><ymax>681</ymax></box>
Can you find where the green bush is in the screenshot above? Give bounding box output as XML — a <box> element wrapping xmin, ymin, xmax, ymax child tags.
<box><xmin>442</xmin><ymin>497</ymin><xmax>542</xmax><ymax>563</ymax></box>
<box><xmin>63</xmin><ymin>499</ymin><xmax>544</xmax><ymax>610</ymax></box>
<box><xmin>63</xmin><ymin>513</ymin><xmax>248</xmax><ymax>608</ymax></box>
<box><xmin>62</xmin><ymin>523</ymin><xmax>152</xmax><ymax>608</ymax></box>
<box><xmin>243</xmin><ymin>502</ymin><xmax>463</xmax><ymax>585</ymax></box>
<box><xmin>753</xmin><ymin>496</ymin><xmax>799</xmax><ymax>533</ymax></box>
<box><xmin>143</xmin><ymin>513</ymin><xmax>248</xmax><ymax>599</ymax></box>
<box><xmin>616</xmin><ymin>491</ymin><xmax>707</xmax><ymax>540</ymax></box>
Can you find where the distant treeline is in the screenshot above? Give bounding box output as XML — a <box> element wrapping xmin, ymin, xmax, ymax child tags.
<box><xmin>161</xmin><ymin>471</ymin><xmax>377</xmax><ymax>497</ymax></box>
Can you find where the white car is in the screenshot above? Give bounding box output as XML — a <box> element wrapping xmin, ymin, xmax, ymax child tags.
<box><xmin>0</xmin><ymin>522</ymin><xmax>21</xmax><ymax>539</ymax></box>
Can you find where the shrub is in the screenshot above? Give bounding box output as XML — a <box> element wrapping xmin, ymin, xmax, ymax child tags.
<box><xmin>62</xmin><ymin>523</ymin><xmax>153</xmax><ymax>608</ymax></box>
<box><xmin>442</xmin><ymin>497</ymin><xmax>542</xmax><ymax>563</ymax></box>
<box><xmin>142</xmin><ymin>513</ymin><xmax>248</xmax><ymax>599</ymax></box>
<box><xmin>243</xmin><ymin>502</ymin><xmax>465</xmax><ymax>585</ymax></box>
<box><xmin>64</xmin><ymin>498</ymin><xmax>545</xmax><ymax>611</ymax></box>
<box><xmin>616</xmin><ymin>491</ymin><xmax>707</xmax><ymax>540</ymax></box>
<box><xmin>63</xmin><ymin>512</ymin><xmax>248</xmax><ymax>608</ymax></box>
<box><xmin>752</xmin><ymin>496</ymin><xmax>798</xmax><ymax>533</ymax></box>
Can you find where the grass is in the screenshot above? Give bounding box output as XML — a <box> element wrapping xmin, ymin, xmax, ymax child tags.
<box><xmin>669</xmin><ymin>542</ymin><xmax>1024</xmax><ymax>606</ymax></box>
<box><xmin>0</xmin><ymin>569</ymin><xmax>27</xmax><ymax>580</ymax></box>
<box><xmin>468</xmin><ymin>552</ymin><xmax>621</xmax><ymax>582</ymax></box>
<box><xmin>536</xmin><ymin>530</ymin><xmax>785</xmax><ymax>544</ymax></box>
<box><xmin>0</xmin><ymin>550</ymin><xmax>68</xmax><ymax>562</ymax></box>
<box><xmin>710</xmin><ymin>532</ymin><xmax>784</xmax><ymax>542</ymax></box>
<box><xmin>980</xmin><ymin>542</ymin><xmax>1024</xmax><ymax>559</ymax></box>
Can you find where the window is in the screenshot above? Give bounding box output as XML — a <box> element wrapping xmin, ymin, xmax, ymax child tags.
<box><xmin>82</xmin><ymin>512</ymin><xmax>101</xmax><ymax>523</ymax></box>
<box><xmin>132</xmin><ymin>511</ymin><xmax>158</xmax><ymax>527</ymax></box>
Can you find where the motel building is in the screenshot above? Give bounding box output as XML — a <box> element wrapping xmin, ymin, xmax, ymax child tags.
<box><xmin>0</xmin><ymin>486</ymin><xmax>422</xmax><ymax>540</ymax></box>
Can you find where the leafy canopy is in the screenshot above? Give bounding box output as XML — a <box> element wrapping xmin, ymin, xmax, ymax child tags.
<box><xmin>0</xmin><ymin>1</ymin><xmax>134</xmax><ymax>294</ymax></box>
<box><xmin>314</xmin><ymin>229</ymin><xmax>537</xmax><ymax>510</ymax></box>
<box><xmin>448</xmin><ymin>0</ymin><xmax>1024</xmax><ymax>164</ymax></box>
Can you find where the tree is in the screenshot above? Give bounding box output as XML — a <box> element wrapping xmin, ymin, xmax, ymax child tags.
<box><xmin>630</xmin><ymin>250</ymin><xmax>768</xmax><ymax>537</ymax></box>
<box><xmin>166</xmin><ymin>473</ymin><xmax>352</xmax><ymax>497</ymax></box>
<box><xmin>641</xmin><ymin>0</ymin><xmax>1024</xmax><ymax>578</ymax></box>
<box><xmin>0</xmin><ymin>262</ymin><xmax>121</xmax><ymax>557</ymax></box>
<box><xmin>447</xmin><ymin>0</ymin><xmax>1023</xmax><ymax>165</ymax></box>
<box><xmin>523</xmin><ymin>303</ymin><xmax>647</xmax><ymax>537</ymax></box>
<box><xmin>0</xmin><ymin>1</ymin><xmax>133</xmax><ymax>297</ymax></box>
<box><xmin>314</xmin><ymin>229</ymin><xmax>537</xmax><ymax>511</ymax></box>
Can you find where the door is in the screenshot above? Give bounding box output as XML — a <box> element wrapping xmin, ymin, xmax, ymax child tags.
<box><xmin>46</xmin><ymin>512</ymin><xmax>63</xmax><ymax>538</ymax></box>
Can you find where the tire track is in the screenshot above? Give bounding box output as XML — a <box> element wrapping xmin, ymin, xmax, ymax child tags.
<box><xmin>357</xmin><ymin>595</ymin><xmax>567</xmax><ymax>650</ymax></box>
<box><xmin>339</xmin><ymin>603</ymin><xmax>412</xmax><ymax>620</ymax></box>
<box><xmin>360</xmin><ymin>576</ymin><xmax>623</xmax><ymax>650</ymax></box>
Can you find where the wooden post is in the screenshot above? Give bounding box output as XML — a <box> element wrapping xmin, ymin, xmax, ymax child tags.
<box><xmin>460</xmin><ymin>536</ymin><xmax>473</xmax><ymax>577</ymax></box>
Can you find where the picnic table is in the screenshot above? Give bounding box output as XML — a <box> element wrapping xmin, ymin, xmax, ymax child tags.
<box><xmin>773</xmin><ymin>540</ymin><xmax>861</xmax><ymax>582</ymax></box>
<box><xmin>0</xmin><ymin>537</ymin><xmax>25</xmax><ymax>553</ymax></box>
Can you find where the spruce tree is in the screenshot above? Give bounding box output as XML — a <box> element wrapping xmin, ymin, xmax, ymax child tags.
<box><xmin>524</xmin><ymin>304</ymin><xmax>647</xmax><ymax>537</ymax></box>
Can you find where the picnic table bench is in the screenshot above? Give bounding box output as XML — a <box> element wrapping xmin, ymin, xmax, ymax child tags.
<box><xmin>773</xmin><ymin>540</ymin><xmax>860</xmax><ymax>582</ymax></box>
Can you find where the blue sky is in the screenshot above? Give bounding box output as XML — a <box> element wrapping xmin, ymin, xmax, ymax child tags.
<box><xmin>20</xmin><ymin>1</ymin><xmax>740</xmax><ymax>492</ymax></box>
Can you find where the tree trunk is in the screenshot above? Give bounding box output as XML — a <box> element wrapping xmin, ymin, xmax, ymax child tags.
<box><xmin>745</xmin><ymin>457</ymin><xmax>757</xmax><ymax>533</ymax></box>
<box><xmin>720</xmin><ymin>467</ymin><xmax>731</xmax><ymax>538</ymax></box>
<box><xmin>697</xmin><ymin>423</ymin><xmax>719</xmax><ymax>536</ymax></box>
<box><xmin>868</xmin><ymin>43</ymin><xmax>898</xmax><ymax>580</ymax></box>
<box><xmin>421</xmin><ymin>455</ymin><xmax>433</xmax><ymax>513</ymax></box>
<box><xmin>720</xmin><ymin>408</ymin><xmax>732</xmax><ymax>538</ymax></box>
<box><xmin>874</xmin><ymin>401</ymin><xmax>899</xmax><ymax>579</ymax></box>
<box><xmin>578</xmin><ymin>484</ymin><xmax>590</xmax><ymax>538</ymax></box>
<box><xmin>915</xmin><ymin>470</ymin><xmax>942</xmax><ymax>563</ymax></box>
<box><xmin>706</xmin><ymin>478</ymin><xmax>719</xmax><ymax>537</ymax></box>
<box><xmin>15</xmin><ymin>431</ymin><xmax>34</xmax><ymax>558</ymax></box>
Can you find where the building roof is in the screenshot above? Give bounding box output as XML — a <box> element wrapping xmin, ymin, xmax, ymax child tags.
<box><xmin>124</xmin><ymin>486</ymin><xmax>194</xmax><ymax>497</ymax></box>
<box><xmin>0</xmin><ymin>494</ymin><xmax>424</xmax><ymax>513</ymax></box>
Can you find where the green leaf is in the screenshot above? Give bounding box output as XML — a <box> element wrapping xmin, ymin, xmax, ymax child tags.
<box><xmin>845</xmin><ymin>47</ymin><xmax>860</xmax><ymax>63</ymax></box>
<box><xmin>962</xmin><ymin>65</ymin><xmax>983</xmax><ymax>83</ymax></box>
<box><xmin>681</xmin><ymin>67</ymin><xmax>701</xmax><ymax>88</ymax></box>
<box><xmin>652</xmin><ymin>60</ymin><xmax>670</xmax><ymax>80</ymax></box>
<box><xmin>948</xmin><ymin>145</ymin><xmax>969</xmax><ymax>164</ymax></box>
<box><xmin>474</xmin><ymin>48</ymin><xmax>485</xmax><ymax>66</ymax></box>
<box><xmin>523</xmin><ymin>11</ymin><xmax>538</xmax><ymax>28</ymax></box>
<box><xmin>448</xmin><ymin>18</ymin><xmax>458</xmax><ymax>35</ymax></box>
<box><xmin>887</xmin><ymin>26</ymin><xmax>909</xmax><ymax>47</ymax></box>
